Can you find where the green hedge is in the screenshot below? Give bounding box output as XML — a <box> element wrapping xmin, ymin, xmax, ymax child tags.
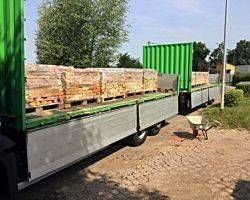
<box><xmin>236</xmin><ymin>82</ymin><xmax>250</xmax><ymax>95</ymax></box>
<box><xmin>233</xmin><ymin>73</ymin><xmax>250</xmax><ymax>85</ymax></box>
<box><xmin>225</xmin><ymin>89</ymin><xmax>244</xmax><ymax>107</ymax></box>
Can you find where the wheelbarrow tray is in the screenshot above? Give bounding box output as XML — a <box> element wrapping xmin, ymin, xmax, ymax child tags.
<box><xmin>186</xmin><ymin>116</ymin><xmax>210</xmax><ymax>131</ymax></box>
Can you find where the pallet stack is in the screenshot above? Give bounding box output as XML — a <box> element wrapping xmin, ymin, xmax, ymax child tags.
<box><xmin>143</xmin><ymin>69</ymin><xmax>158</xmax><ymax>92</ymax></box>
<box><xmin>62</xmin><ymin>68</ymin><xmax>101</xmax><ymax>108</ymax></box>
<box><xmin>25</xmin><ymin>64</ymin><xmax>159</xmax><ymax>112</ymax></box>
<box><xmin>192</xmin><ymin>72</ymin><xmax>209</xmax><ymax>86</ymax></box>
<box><xmin>25</xmin><ymin>64</ymin><xmax>64</xmax><ymax>110</ymax></box>
<box><xmin>124</xmin><ymin>69</ymin><xmax>144</xmax><ymax>94</ymax></box>
<box><xmin>94</xmin><ymin>68</ymin><xmax>126</xmax><ymax>101</ymax></box>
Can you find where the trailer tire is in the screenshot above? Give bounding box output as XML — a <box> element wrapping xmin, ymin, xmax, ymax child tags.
<box><xmin>208</xmin><ymin>99</ymin><xmax>214</xmax><ymax>105</ymax></box>
<box><xmin>149</xmin><ymin>123</ymin><xmax>161</xmax><ymax>136</ymax></box>
<box><xmin>128</xmin><ymin>129</ymin><xmax>148</xmax><ymax>146</ymax></box>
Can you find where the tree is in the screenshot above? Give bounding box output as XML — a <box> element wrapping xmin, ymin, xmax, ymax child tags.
<box><xmin>117</xmin><ymin>53</ymin><xmax>143</xmax><ymax>68</ymax></box>
<box><xmin>193</xmin><ymin>42</ymin><xmax>210</xmax><ymax>71</ymax></box>
<box><xmin>36</xmin><ymin>0</ymin><xmax>128</xmax><ymax>68</ymax></box>
<box><xmin>209</xmin><ymin>42</ymin><xmax>224</xmax><ymax>67</ymax></box>
<box><xmin>227</xmin><ymin>40</ymin><xmax>250</xmax><ymax>66</ymax></box>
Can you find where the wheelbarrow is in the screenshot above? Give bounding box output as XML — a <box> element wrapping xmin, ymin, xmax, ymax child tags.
<box><xmin>186</xmin><ymin>116</ymin><xmax>220</xmax><ymax>140</ymax></box>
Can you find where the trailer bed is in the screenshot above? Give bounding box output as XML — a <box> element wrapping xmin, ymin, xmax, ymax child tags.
<box><xmin>191</xmin><ymin>84</ymin><xmax>221</xmax><ymax>109</ymax></box>
<box><xmin>21</xmin><ymin>92</ymin><xmax>179</xmax><ymax>187</ymax></box>
<box><xmin>26</xmin><ymin>92</ymin><xmax>176</xmax><ymax>130</ymax></box>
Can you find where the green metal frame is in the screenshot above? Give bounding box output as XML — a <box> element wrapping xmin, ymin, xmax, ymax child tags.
<box><xmin>191</xmin><ymin>83</ymin><xmax>221</xmax><ymax>92</ymax></box>
<box><xmin>0</xmin><ymin>0</ymin><xmax>26</xmax><ymax>132</ymax></box>
<box><xmin>26</xmin><ymin>93</ymin><xmax>173</xmax><ymax>130</ymax></box>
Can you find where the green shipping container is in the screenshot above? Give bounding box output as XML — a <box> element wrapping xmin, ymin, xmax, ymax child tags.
<box><xmin>0</xmin><ymin>0</ymin><xmax>25</xmax><ymax>131</ymax></box>
<box><xmin>143</xmin><ymin>42</ymin><xmax>193</xmax><ymax>92</ymax></box>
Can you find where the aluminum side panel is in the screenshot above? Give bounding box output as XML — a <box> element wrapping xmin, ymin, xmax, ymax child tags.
<box><xmin>27</xmin><ymin>106</ymin><xmax>137</xmax><ymax>181</ymax></box>
<box><xmin>208</xmin><ymin>86</ymin><xmax>221</xmax><ymax>101</ymax></box>
<box><xmin>191</xmin><ymin>90</ymin><xmax>202</xmax><ymax>108</ymax></box>
<box><xmin>202</xmin><ymin>88</ymin><xmax>209</xmax><ymax>104</ymax></box>
<box><xmin>139</xmin><ymin>96</ymin><xmax>178</xmax><ymax>130</ymax></box>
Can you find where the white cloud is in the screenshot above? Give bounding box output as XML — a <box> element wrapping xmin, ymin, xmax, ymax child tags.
<box><xmin>164</xmin><ymin>0</ymin><xmax>209</xmax><ymax>17</ymax></box>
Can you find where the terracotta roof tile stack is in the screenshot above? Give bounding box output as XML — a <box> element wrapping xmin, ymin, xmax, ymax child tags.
<box><xmin>25</xmin><ymin>64</ymin><xmax>64</xmax><ymax>108</ymax></box>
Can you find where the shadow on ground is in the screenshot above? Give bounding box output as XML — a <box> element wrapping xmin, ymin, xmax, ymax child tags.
<box><xmin>231</xmin><ymin>180</ymin><xmax>250</xmax><ymax>200</ymax></box>
<box><xmin>173</xmin><ymin>131</ymin><xmax>193</xmax><ymax>140</ymax></box>
<box><xmin>19</xmin><ymin>142</ymin><xmax>170</xmax><ymax>200</ymax></box>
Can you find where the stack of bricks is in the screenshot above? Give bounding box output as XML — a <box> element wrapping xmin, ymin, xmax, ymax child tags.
<box><xmin>25</xmin><ymin>64</ymin><xmax>64</xmax><ymax>110</ymax></box>
<box><xmin>124</xmin><ymin>69</ymin><xmax>144</xmax><ymax>94</ymax></box>
<box><xmin>25</xmin><ymin>64</ymin><xmax>159</xmax><ymax>112</ymax></box>
<box><xmin>192</xmin><ymin>72</ymin><xmax>210</xmax><ymax>86</ymax></box>
<box><xmin>143</xmin><ymin>69</ymin><xmax>158</xmax><ymax>92</ymax></box>
<box><xmin>62</xmin><ymin>68</ymin><xmax>101</xmax><ymax>107</ymax></box>
<box><xmin>93</xmin><ymin>68</ymin><xmax>126</xmax><ymax>100</ymax></box>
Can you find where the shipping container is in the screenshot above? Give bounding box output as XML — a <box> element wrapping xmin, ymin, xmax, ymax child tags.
<box><xmin>143</xmin><ymin>42</ymin><xmax>193</xmax><ymax>92</ymax></box>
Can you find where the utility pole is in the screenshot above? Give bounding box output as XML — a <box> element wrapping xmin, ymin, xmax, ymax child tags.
<box><xmin>221</xmin><ymin>0</ymin><xmax>228</xmax><ymax>110</ymax></box>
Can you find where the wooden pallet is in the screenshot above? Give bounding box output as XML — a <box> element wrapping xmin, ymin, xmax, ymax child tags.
<box><xmin>64</xmin><ymin>98</ymin><xmax>100</xmax><ymax>109</ymax></box>
<box><xmin>101</xmin><ymin>95</ymin><xmax>125</xmax><ymax>103</ymax></box>
<box><xmin>125</xmin><ymin>91</ymin><xmax>144</xmax><ymax>98</ymax></box>
<box><xmin>144</xmin><ymin>90</ymin><xmax>157</xmax><ymax>94</ymax></box>
<box><xmin>125</xmin><ymin>90</ymin><xmax>157</xmax><ymax>97</ymax></box>
<box><xmin>192</xmin><ymin>83</ymin><xmax>209</xmax><ymax>88</ymax></box>
<box><xmin>26</xmin><ymin>103</ymin><xmax>63</xmax><ymax>114</ymax></box>
<box><xmin>157</xmin><ymin>88</ymin><xmax>174</xmax><ymax>93</ymax></box>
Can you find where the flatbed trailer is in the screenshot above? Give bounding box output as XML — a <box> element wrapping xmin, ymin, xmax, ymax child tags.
<box><xmin>179</xmin><ymin>84</ymin><xmax>221</xmax><ymax>110</ymax></box>
<box><xmin>20</xmin><ymin>92</ymin><xmax>178</xmax><ymax>189</ymax></box>
<box><xmin>1</xmin><ymin>88</ymin><xmax>179</xmax><ymax>199</ymax></box>
<box><xmin>0</xmin><ymin>2</ymin><xmax>222</xmax><ymax>199</ymax></box>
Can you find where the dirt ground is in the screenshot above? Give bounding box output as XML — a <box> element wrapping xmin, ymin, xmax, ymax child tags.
<box><xmin>20</xmin><ymin>111</ymin><xmax>250</xmax><ymax>200</ymax></box>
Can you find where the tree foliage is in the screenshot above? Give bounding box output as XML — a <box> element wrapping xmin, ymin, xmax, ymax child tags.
<box><xmin>36</xmin><ymin>0</ymin><xmax>128</xmax><ymax>68</ymax></box>
<box><xmin>193</xmin><ymin>42</ymin><xmax>210</xmax><ymax>71</ymax></box>
<box><xmin>227</xmin><ymin>40</ymin><xmax>250</xmax><ymax>66</ymax></box>
<box><xmin>117</xmin><ymin>53</ymin><xmax>143</xmax><ymax>68</ymax></box>
<box><xmin>209</xmin><ymin>42</ymin><xmax>224</xmax><ymax>67</ymax></box>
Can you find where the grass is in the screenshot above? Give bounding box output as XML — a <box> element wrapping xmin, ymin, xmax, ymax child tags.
<box><xmin>203</xmin><ymin>97</ymin><xmax>250</xmax><ymax>130</ymax></box>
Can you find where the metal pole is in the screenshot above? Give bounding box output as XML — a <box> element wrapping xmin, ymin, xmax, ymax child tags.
<box><xmin>221</xmin><ymin>0</ymin><xmax>228</xmax><ymax>110</ymax></box>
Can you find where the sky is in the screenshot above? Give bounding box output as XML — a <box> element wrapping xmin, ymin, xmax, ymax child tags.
<box><xmin>25</xmin><ymin>0</ymin><xmax>250</xmax><ymax>63</ymax></box>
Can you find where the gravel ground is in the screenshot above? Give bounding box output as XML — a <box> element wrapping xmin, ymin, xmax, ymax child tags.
<box><xmin>20</xmin><ymin>111</ymin><xmax>250</xmax><ymax>200</ymax></box>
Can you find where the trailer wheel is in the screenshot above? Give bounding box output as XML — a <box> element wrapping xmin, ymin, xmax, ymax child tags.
<box><xmin>208</xmin><ymin>99</ymin><xmax>214</xmax><ymax>105</ymax></box>
<box><xmin>149</xmin><ymin>123</ymin><xmax>162</xmax><ymax>136</ymax></box>
<box><xmin>128</xmin><ymin>129</ymin><xmax>148</xmax><ymax>146</ymax></box>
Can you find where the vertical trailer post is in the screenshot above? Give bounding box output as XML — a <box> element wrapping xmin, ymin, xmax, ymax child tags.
<box><xmin>0</xmin><ymin>0</ymin><xmax>26</xmax><ymax>132</ymax></box>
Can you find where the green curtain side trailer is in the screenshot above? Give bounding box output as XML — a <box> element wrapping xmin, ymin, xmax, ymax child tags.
<box><xmin>0</xmin><ymin>1</ymin><xmax>179</xmax><ymax>198</ymax></box>
<box><xmin>143</xmin><ymin>43</ymin><xmax>221</xmax><ymax>112</ymax></box>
